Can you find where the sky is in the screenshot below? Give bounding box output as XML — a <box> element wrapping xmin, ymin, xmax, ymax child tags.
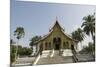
<box><xmin>10</xmin><ymin>0</ymin><xmax>95</xmax><ymax>50</ymax></box>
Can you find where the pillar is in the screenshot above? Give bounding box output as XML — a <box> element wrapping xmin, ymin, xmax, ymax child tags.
<box><xmin>43</xmin><ymin>41</ymin><xmax>45</xmax><ymax>50</ymax></box>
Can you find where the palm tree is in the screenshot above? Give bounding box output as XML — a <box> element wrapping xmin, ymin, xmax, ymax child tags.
<box><xmin>81</xmin><ymin>13</ymin><xmax>95</xmax><ymax>57</ymax></box>
<box><xmin>81</xmin><ymin>14</ymin><xmax>95</xmax><ymax>44</ymax></box>
<box><xmin>14</xmin><ymin>27</ymin><xmax>25</xmax><ymax>61</ymax></box>
<box><xmin>71</xmin><ymin>28</ymin><xmax>85</xmax><ymax>49</ymax></box>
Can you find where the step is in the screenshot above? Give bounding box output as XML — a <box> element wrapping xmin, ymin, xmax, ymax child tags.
<box><xmin>41</xmin><ymin>50</ymin><xmax>51</xmax><ymax>57</ymax></box>
<box><xmin>62</xmin><ymin>49</ymin><xmax>73</xmax><ymax>56</ymax></box>
<box><xmin>37</xmin><ymin>56</ymin><xmax>73</xmax><ymax>65</ymax></box>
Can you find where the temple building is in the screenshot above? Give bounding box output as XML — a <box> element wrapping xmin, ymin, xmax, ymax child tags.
<box><xmin>35</xmin><ymin>19</ymin><xmax>77</xmax><ymax>57</ymax></box>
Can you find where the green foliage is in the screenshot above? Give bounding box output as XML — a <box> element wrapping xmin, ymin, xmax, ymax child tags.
<box><xmin>18</xmin><ymin>47</ymin><xmax>33</xmax><ymax>56</ymax></box>
<box><xmin>29</xmin><ymin>36</ymin><xmax>41</xmax><ymax>47</ymax></box>
<box><xmin>14</xmin><ymin>27</ymin><xmax>25</xmax><ymax>40</ymax></box>
<box><xmin>13</xmin><ymin>27</ymin><xmax>25</xmax><ymax>62</ymax></box>
<box><xmin>80</xmin><ymin>13</ymin><xmax>95</xmax><ymax>56</ymax></box>
<box><xmin>71</xmin><ymin>28</ymin><xmax>85</xmax><ymax>43</ymax></box>
<box><xmin>81</xmin><ymin>13</ymin><xmax>95</xmax><ymax>41</ymax></box>
<box><xmin>79</xmin><ymin>42</ymin><xmax>95</xmax><ymax>54</ymax></box>
<box><xmin>10</xmin><ymin>45</ymin><xmax>16</xmax><ymax>63</ymax></box>
<box><xmin>10</xmin><ymin>45</ymin><xmax>33</xmax><ymax>63</ymax></box>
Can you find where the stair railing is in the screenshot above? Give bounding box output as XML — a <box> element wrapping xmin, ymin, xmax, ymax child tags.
<box><xmin>72</xmin><ymin>47</ymin><xmax>78</xmax><ymax>62</ymax></box>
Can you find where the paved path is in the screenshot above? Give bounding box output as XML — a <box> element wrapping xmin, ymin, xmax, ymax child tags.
<box><xmin>76</xmin><ymin>54</ymin><xmax>95</xmax><ymax>62</ymax></box>
<box><xmin>12</xmin><ymin>57</ymin><xmax>35</xmax><ymax>66</ymax></box>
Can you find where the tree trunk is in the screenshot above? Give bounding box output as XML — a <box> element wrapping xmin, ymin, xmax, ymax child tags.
<box><xmin>91</xmin><ymin>34</ymin><xmax>95</xmax><ymax>58</ymax></box>
<box><xmin>14</xmin><ymin>39</ymin><xmax>19</xmax><ymax>63</ymax></box>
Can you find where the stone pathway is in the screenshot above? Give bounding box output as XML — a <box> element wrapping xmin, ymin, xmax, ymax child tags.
<box><xmin>76</xmin><ymin>54</ymin><xmax>95</xmax><ymax>62</ymax></box>
<box><xmin>12</xmin><ymin>57</ymin><xmax>35</xmax><ymax>66</ymax></box>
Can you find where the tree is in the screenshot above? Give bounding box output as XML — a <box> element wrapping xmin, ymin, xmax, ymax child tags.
<box><xmin>81</xmin><ymin>13</ymin><xmax>95</xmax><ymax>44</ymax></box>
<box><xmin>17</xmin><ymin>46</ymin><xmax>33</xmax><ymax>56</ymax></box>
<box><xmin>29</xmin><ymin>36</ymin><xmax>41</xmax><ymax>56</ymax></box>
<box><xmin>71</xmin><ymin>28</ymin><xmax>85</xmax><ymax>49</ymax></box>
<box><xmin>24</xmin><ymin>47</ymin><xmax>33</xmax><ymax>56</ymax></box>
<box><xmin>14</xmin><ymin>27</ymin><xmax>25</xmax><ymax>61</ymax></box>
<box><xmin>10</xmin><ymin>45</ymin><xmax>16</xmax><ymax>63</ymax></box>
<box><xmin>29</xmin><ymin>36</ymin><xmax>41</xmax><ymax>48</ymax></box>
<box><xmin>81</xmin><ymin>13</ymin><xmax>95</xmax><ymax>57</ymax></box>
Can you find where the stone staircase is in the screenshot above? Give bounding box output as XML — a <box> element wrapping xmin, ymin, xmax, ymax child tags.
<box><xmin>36</xmin><ymin>50</ymin><xmax>73</xmax><ymax>65</ymax></box>
<box><xmin>54</xmin><ymin>50</ymin><xmax>59</xmax><ymax>56</ymax></box>
<box><xmin>37</xmin><ymin>55</ymin><xmax>73</xmax><ymax>65</ymax></box>
<box><xmin>41</xmin><ymin>50</ymin><xmax>51</xmax><ymax>58</ymax></box>
<box><xmin>62</xmin><ymin>49</ymin><xmax>73</xmax><ymax>56</ymax></box>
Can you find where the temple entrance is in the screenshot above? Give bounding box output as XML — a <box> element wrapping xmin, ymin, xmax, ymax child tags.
<box><xmin>53</xmin><ymin>37</ymin><xmax>61</xmax><ymax>50</ymax></box>
<box><xmin>55</xmin><ymin>44</ymin><xmax>59</xmax><ymax>50</ymax></box>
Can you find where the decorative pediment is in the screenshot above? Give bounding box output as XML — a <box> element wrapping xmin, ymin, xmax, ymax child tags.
<box><xmin>49</xmin><ymin>20</ymin><xmax>64</xmax><ymax>32</ymax></box>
